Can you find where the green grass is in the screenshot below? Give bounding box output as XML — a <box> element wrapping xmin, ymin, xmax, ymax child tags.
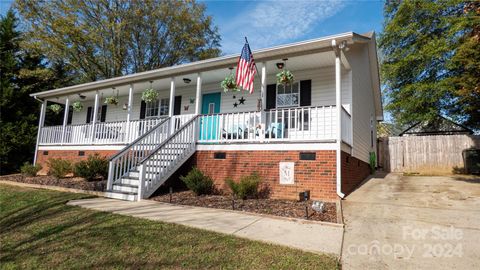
<box><xmin>0</xmin><ymin>185</ymin><xmax>338</xmax><ymax>269</ymax></box>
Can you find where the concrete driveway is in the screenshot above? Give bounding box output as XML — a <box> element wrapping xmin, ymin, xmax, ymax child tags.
<box><xmin>341</xmin><ymin>173</ymin><xmax>480</xmax><ymax>269</ymax></box>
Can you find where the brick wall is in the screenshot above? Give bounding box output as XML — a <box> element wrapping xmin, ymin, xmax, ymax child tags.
<box><xmin>192</xmin><ymin>150</ymin><xmax>338</xmax><ymax>201</ymax></box>
<box><xmin>341</xmin><ymin>151</ymin><xmax>371</xmax><ymax>195</ymax></box>
<box><xmin>35</xmin><ymin>150</ymin><xmax>118</xmax><ymax>175</ymax></box>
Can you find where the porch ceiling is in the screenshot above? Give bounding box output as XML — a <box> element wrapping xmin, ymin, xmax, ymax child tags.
<box><xmin>47</xmin><ymin>51</ymin><xmax>336</xmax><ymax>103</ymax></box>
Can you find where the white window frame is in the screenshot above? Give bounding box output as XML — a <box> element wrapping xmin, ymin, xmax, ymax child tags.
<box><xmin>145</xmin><ymin>98</ymin><xmax>169</xmax><ymax>118</ymax></box>
<box><xmin>276</xmin><ymin>82</ymin><xmax>300</xmax><ymax>108</ymax></box>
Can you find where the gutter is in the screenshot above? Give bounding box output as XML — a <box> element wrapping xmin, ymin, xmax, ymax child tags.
<box><xmin>30</xmin><ymin>32</ymin><xmax>366</xmax><ymax>99</ymax></box>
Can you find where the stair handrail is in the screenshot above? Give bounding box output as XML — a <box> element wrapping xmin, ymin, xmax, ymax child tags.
<box><xmin>138</xmin><ymin>115</ymin><xmax>199</xmax><ymax>164</ymax></box>
<box><xmin>107</xmin><ymin>117</ymin><xmax>171</xmax><ymax>191</ymax></box>
<box><xmin>109</xmin><ymin>117</ymin><xmax>170</xmax><ymax>161</ymax></box>
<box><xmin>137</xmin><ymin>115</ymin><xmax>199</xmax><ymax>199</ymax></box>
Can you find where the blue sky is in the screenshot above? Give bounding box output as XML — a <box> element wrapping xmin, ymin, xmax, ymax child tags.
<box><xmin>1</xmin><ymin>0</ymin><xmax>384</xmax><ymax>54</ymax></box>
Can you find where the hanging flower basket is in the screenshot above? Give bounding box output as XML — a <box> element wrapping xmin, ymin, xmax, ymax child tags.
<box><xmin>276</xmin><ymin>70</ymin><xmax>294</xmax><ymax>85</ymax></box>
<box><xmin>49</xmin><ymin>104</ymin><xmax>62</xmax><ymax>114</ymax></box>
<box><xmin>72</xmin><ymin>101</ymin><xmax>83</xmax><ymax>112</ymax></box>
<box><xmin>141</xmin><ymin>88</ymin><xmax>159</xmax><ymax>103</ymax></box>
<box><xmin>105</xmin><ymin>96</ymin><xmax>119</xmax><ymax>105</ymax></box>
<box><xmin>220</xmin><ymin>74</ymin><xmax>239</xmax><ymax>93</ymax></box>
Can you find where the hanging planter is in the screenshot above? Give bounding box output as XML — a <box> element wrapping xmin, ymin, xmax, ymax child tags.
<box><xmin>105</xmin><ymin>96</ymin><xmax>119</xmax><ymax>105</ymax></box>
<box><xmin>276</xmin><ymin>70</ymin><xmax>294</xmax><ymax>85</ymax></box>
<box><xmin>72</xmin><ymin>101</ymin><xmax>83</xmax><ymax>112</ymax></box>
<box><xmin>220</xmin><ymin>74</ymin><xmax>239</xmax><ymax>93</ymax></box>
<box><xmin>141</xmin><ymin>88</ymin><xmax>159</xmax><ymax>103</ymax></box>
<box><xmin>49</xmin><ymin>104</ymin><xmax>62</xmax><ymax>114</ymax></box>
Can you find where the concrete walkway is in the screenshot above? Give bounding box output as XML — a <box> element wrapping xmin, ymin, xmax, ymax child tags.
<box><xmin>342</xmin><ymin>173</ymin><xmax>480</xmax><ymax>270</ymax></box>
<box><xmin>68</xmin><ymin>198</ymin><xmax>343</xmax><ymax>256</ymax></box>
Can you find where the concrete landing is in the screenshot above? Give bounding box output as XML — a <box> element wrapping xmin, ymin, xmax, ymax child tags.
<box><xmin>68</xmin><ymin>198</ymin><xmax>343</xmax><ymax>256</ymax></box>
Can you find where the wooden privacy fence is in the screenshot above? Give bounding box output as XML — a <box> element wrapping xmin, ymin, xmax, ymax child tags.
<box><xmin>378</xmin><ymin>135</ymin><xmax>480</xmax><ymax>174</ymax></box>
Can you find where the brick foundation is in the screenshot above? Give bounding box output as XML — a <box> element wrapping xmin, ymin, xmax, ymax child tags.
<box><xmin>35</xmin><ymin>148</ymin><xmax>371</xmax><ymax>201</ymax></box>
<box><xmin>35</xmin><ymin>150</ymin><xmax>118</xmax><ymax>175</ymax></box>
<box><xmin>341</xmin><ymin>151</ymin><xmax>371</xmax><ymax>195</ymax></box>
<box><xmin>192</xmin><ymin>150</ymin><xmax>338</xmax><ymax>201</ymax></box>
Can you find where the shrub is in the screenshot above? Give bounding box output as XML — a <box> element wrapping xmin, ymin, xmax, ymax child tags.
<box><xmin>369</xmin><ymin>152</ymin><xmax>376</xmax><ymax>174</ymax></box>
<box><xmin>47</xmin><ymin>158</ymin><xmax>72</xmax><ymax>178</ymax></box>
<box><xmin>180</xmin><ymin>167</ymin><xmax>214</xmax><ymax>195</ymax></box>
<box><xmin>73</xmin><ymin>154</ymin><xmax>109</xmax><ymax>181</ymax></box>
<box><xmin>20</xmin><ymin>162</ymin><xmax>42</xmax><ymax>177</ymax></box>
<box><xmin>226</xmin><ymin>172</ymin><xmax>262</xmax><ymax>199</ymax></box>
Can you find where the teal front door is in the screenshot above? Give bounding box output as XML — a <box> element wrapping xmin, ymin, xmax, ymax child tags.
<box><xmin>200</xmin><ymin>93</ymin><xmax>221</xmax><ymax>141</ymax></box>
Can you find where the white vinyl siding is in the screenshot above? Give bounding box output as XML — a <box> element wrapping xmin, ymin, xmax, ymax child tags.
<box><xmin>349</xmin><ymin>44</ymin><xmax>377</xmax><ymax>163</ymax></box>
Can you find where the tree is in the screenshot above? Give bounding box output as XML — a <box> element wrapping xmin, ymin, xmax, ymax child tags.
<box><xmin>379</xmin><ymin>0</ymin><xmax>480</xmax><ymax>129</ymax></box>
<box><xmin>0</xmin><ymin>10</ymin><xmax>72</xmax><ymax>174</ymax></box>
<box><xmin>15</xmin><ymin>0</ymin><xmax>221</xmax><ymax>82</ymax></box>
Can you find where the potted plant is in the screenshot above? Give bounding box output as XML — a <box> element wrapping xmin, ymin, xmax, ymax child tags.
<box><xmin>141</xmin><ymin>88</ymin><xmax>159</xmax><ymax>103</ymax></box>
<box><xmin>72</xmin><ymin>101</ymin><xmax>83</xmax><ymax>112</ymax></box>
<box><xmin>49</xmin><ymin>104</ymin><xmax>62</xmax><ymax>114</ymax></box>
<box><xmin>276</xmin><ymin>70</ymin><xmax>294</xmax><ymax>85</ymax></box>
<box><xmin>105</xmin><ymin>96</ymin><xmax>118</xmax><ymax>105</ymax></box>
<box><xmin>220</xmin><ymin>74</ymin><xmax>239</xmax><ymax>92</ymax></box>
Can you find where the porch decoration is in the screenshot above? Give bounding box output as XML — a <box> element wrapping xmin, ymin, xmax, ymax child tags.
<box><xmin>142</xmin><ymin>81</ymin><xmax>159</xmax><ymax>103</ymax></box>
<box><xmin>49</xmin><ymin>104</ymin><xmax>62</xmax><ymax>114</ymax></box>
<box><xmin>72</xmin><ymin>101</ymin><xmax>83</xmax><ymax>112</ymax></box>
<box><xmin>220</xmin><ymin>73</ymin><xmax>239</xmax><ymax>93</ymax></box>
<box><xmin>189</xmin><ymin>97</ymin><xmax>195</xmax><ymax>104</ymax></box>
<box><xmin>238</xmin><ymin>96</ymin><xmax>246</xmax><ymax>105</ymax></box>
<box><xmin>276</xmin><ymin>70</ymin><xmax>294</xmax><ymax>85</ymax></box>
<box><xmin>105</xmin><ymin>87</ymin><xmax>119</xmax><ymax>105</ymax></box>
<box><xmin>105</xmin><ymin>96</ymin><xmax>119</xmax><ymax>105</ymax></box>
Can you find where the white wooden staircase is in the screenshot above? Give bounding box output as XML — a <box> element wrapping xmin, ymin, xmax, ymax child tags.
<box><xmin>105</xmin><ymin>115</ymin><xmax>197</xmax><ymax>201</ymax></box>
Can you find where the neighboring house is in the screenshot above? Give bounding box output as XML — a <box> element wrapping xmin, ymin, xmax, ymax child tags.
<box><xmin>30</xmin><ymin>32</ymin><xmax>383</xmax><ymax>201</ymax></box>
<box><xmin>399</xmin><ymin>115</ymin><xmax>473</xmax><ymax>136</ymax></box>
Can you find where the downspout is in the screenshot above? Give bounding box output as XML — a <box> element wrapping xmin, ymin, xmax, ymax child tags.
<box><xmin>332</xmin><ymin>40</ymin><xmax>345</xmax><ymax>199</ymax></box>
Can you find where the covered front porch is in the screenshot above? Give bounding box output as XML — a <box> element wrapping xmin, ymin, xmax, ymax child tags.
<box><xmin>34</xmin><ymin>36</ymin><xmax>354</xmax><ymax>155</ymax></box>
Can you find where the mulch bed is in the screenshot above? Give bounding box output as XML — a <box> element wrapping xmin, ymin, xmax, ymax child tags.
<box><xmin>151</xmin><ymin>191</ymin><xmax>338</xmax><ymax>223</ymax></box>
<box><xmin>0</xmin><ymin>174</ymin><xmax>106</xmax><ymax>192</ymax></box>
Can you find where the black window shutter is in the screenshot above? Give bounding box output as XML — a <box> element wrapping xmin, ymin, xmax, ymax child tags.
<box><xmin>100</xmin><ymin>105</ymin><xmax>107</xmax><ymax>122</ymax></box>
<box><xmin>266</xmin><ymin>84</ymin><xmax>276</xmax><ymax>110</ymax></box>
<box><xmin>300</xmin><ymin>80</ymin><xmax>312</xmax><ymax>106</ymax></box>
<box><xmin>67</xmin><ymin>107</ymin><xmax>73</xmax><ymax>124</ymax></box>
<box><xmin>140</xmin><ymin>101</ymin><xmax>146</xmax><ymax>119</ymax></box>
<box><xmin>86</xmin><ymin>106</ymin><xmax>92</xmax><ymax>123</ymax></box>
<box><xmin>174</xmin><ymin>96</ymin><xmax>182</xmax><ymax>115</ymax></box>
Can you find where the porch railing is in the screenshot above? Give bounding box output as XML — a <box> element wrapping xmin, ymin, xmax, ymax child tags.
<box><xmin>197</xmin><ymin>105</ymin><xmax>337</xmax><ymax>143</ymax></box>
<box><xmin>39</xmin><ymin>118</ymin><xmax>167</xmax><ymax>145</ymax></box>
<box><xmin>341</xmin><ymin>107</ymin><xmax>353</xmax><ymax>145</ymax></box>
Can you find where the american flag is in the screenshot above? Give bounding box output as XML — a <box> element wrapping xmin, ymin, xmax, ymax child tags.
<box><xmin>235</xmin><ymin>39</ymin><xmax>257</xmax><ymax>94</ymax></box>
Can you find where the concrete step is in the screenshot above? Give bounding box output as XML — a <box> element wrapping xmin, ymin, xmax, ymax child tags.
<box><xmin>112</xmin><ymin>184</ymin><xmax>138</xmax><ymax>193</ymax></box>
<box><xmin>105</xmin><ymin>191</ymin><xmax>137</xmax><ymax>201</ymax></box>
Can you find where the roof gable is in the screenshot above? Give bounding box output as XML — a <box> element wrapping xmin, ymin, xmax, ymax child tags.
<box><xmin>400</xmin><ymin>116</ymin><xmax>473</xmax><ymax>136</ymax></box>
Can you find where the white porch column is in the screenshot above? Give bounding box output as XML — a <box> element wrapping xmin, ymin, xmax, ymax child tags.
<box><xmin>61</xmin><ymin>97</ymin><xmax>70</xmax><ymax>144</ymax></box>
<box><xmin>90</xmin><ymin>91</ymin><xmax>99</xmax><ymax>143</ymax></box>
<box><xmin>260</xmin><ymin>62</ymin><xmax>267</xmax><ymax>140</ymax></box>
<box><xmin>168</xmin><ymin>77</ymin><xmax>176</xmax><ymax>134</ymax></box>
<box><xmin>125</xmin><ymin>84</ymin><xmax>134</xmax><ymax>142</ymax></box>
<box><xmin>195</xmin><ymin>73</ymin><xmax>202</xmax><ymax>115</ymax></box>
<box><xmin>33</xmin><ymin>99</ymin><xmax>47</xmax><ymax>165</ymax></box>
<box><xmin>169</xmin><ymin>77</ymin><xmax>176</xmax><ymax>117</ymax></box>
<box><xmin>333</xmin><ymin>40</ymin><xmax>345</xmax><ymax>198</ymax></box>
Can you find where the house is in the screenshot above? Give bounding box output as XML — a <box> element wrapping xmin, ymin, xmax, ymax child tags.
<box><xmin>30</xmin><ymin>32</ymin><xmax>383</xmax><ymax>201</ymax></box>
<box><xmin>399</xmin><ymin>115</ymin><xmax>473</xmax><ymax>136</ymax></box>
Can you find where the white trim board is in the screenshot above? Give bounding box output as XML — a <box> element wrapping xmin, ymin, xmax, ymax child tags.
<box><xmin>196</xmin><ymin>142</ymin><xmax>336</xmax><ymax>151</ymax></box>
<box><xmin>38</xmin><ymin>145</ymin><xmax>126</xmax><ymax>151</ymax></box>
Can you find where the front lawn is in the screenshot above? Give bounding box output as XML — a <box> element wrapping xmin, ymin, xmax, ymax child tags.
<box><xmin>0</xmin><ymin>185</ymin><xmax>338</xmax><ymax>269</ymax></box>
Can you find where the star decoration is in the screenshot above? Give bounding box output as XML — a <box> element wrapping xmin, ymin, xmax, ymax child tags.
<box><xmin>233</xmin><ymin>102</ymin><xmax>238</xmax><ymax>108</ymax></box>
<box><xmin>233</xmin><ymin>95</ymin><xmax>236</xmax><ymax>99</ymax></box>
<box><xmin>238</xmin><ymin>97</ymin><xmax>246</xmax><ymax>105</ymax></box>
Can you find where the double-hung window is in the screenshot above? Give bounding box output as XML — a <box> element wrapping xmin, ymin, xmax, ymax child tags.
<box><xmin>276</xmin><ymin>82</ymin><xmax>299</xmax><ymax>108</ymax></box>
<box><xmin>145</xmin><ymin>98</ymin><xmax>169</xmax><ymax>118</ymax></box>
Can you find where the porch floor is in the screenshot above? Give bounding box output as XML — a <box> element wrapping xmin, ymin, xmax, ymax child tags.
<box><xmin>68</xmin><ymin>197</ymin><xmax>343</xmax><ymax>256</ymax></box>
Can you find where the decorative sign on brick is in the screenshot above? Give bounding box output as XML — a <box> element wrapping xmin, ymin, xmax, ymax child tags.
<box><xmin>279</xmin><ymin>162</ymin><xmax>294</xmax><ymax>185</ymax></box>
